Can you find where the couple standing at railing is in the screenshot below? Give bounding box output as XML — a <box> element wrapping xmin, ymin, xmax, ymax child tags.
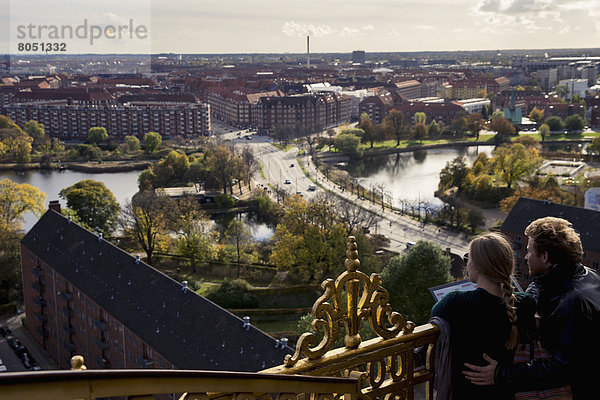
<box><xmin>429</xmin><ymin>217</ymin><xmax>600</xmax><ymax>400</ymax></box>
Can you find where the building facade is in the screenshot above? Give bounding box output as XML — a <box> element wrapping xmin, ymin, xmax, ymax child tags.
<box><xmin>3</xmin><ymin>101</ymin><xmax>211</xmax><ymax>139</ymax></box>
<box><xmin>256</xmin><ymin>93</ymin><xmax>351</xmax><ymax>134</ymax></box>
<box><xmin>21</xmin><ymin>207</ymin><xmax>291</xmax><ymax>371</ymax></box>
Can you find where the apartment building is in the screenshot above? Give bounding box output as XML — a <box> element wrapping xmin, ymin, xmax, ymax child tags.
<box><xmin>394</xmin><ymin>80</ymin><xmax>422</xmax><ymax>100</ymax></box>
<box><xmin>206</xmin><ymin>88</ymin><xmax>283</xmax><ymax>128</ymax></box>
<box><xmin>449</xmin><ymin>77</ymin><xmax>510</xmax><ymax>99</ymax></box>
<box><xmin>2</xmin><ymin>100</ymin><xmax>210</xmax><ymax>139</ymax></box>
<box><xmin>21</xmin><ymin>207</ymin><xmax>292</xmax><ymax>371</ymax></box>
<box><xmin>256</xmin><ymin>93</ymin><xmax>351</xmax><ymax>134</ymax></box>
<box><xmin>393</xmin><ymin>101</ymin><xmax>466</xmax><ymax>125</ymax></box>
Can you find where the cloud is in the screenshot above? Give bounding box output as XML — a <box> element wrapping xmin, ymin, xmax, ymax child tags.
<box><xmin>281</xmin><ymin>21</ymin><xmax>373</xmax><ymax>38</ymax></box>
<box><xmin>415</xmin><ymin>25</ymin><xmax>434</xmax><ymax>30</ymax></box>
<box><xmin>473</xmin><ymin>0</ymin><xmax>600</xmax><ymax>34</ymax></box>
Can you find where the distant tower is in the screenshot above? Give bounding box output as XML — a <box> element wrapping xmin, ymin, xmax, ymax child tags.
<box><xmin>352</xmin><ymin>50</ymin><xmax>366</xmax><ymax>64</ymax></box>
<box><xmin>307</xmin><ymin>36</ymin><xmax>310</xmax><ymax>68</ymax></box>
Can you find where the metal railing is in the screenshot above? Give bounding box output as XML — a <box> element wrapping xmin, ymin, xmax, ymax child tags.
<box><xmin>2</xmin><ymin>236</ymin><xmax>439</xmax><ymax>400</ymax></box>
<box><xmin>0</xmin><ymin>369</ymin><xmax>362</xmax><ymax>400</ymax></box>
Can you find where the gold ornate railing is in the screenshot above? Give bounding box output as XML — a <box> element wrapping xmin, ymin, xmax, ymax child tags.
<box><xmin>2</xmin><ymin>236</ymin><xmax>439</xmax><ymax>400</ymax></box>
<box><xmin>0</xmin><ymin>369</ymin><xmax>362</xmax><ymax>400</ymax></box>
<box><xmin>265</xmin><ymin>237</ymin><xmax>440</xmax><ymax>400</ymax></box>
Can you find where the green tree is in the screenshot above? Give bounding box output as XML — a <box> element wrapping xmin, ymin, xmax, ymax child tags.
<box><xmin>87</xmin><ymin>127</ymin><xmax>108</xmax><ymax>145</ymax></box>
<box><xmin>528</xmin><ymin>108</ymin><xmax>544</xmax><ymax>126</ymax></box>
<box><xmin>144</xmin><ymin>131</ymin><xmax>162</xmax><ymax>154</ymax></box>
<box><xmin>538</xmin><ymin>124</ymin><xmax>550</xmax><ymax>142</ymax></box>
<box><xmin>124</xmin><ymin>135</ymin><xmax>141</xmax><ymax>152</ymax></box>
<box><xmin>169</xmin><ymin>196</ymin><xmax>216</xmax><ymax>271</ymax></box>
<box><xmin>381</xmin><ymin>241</ymin><xmax>451</xmax><ymax>324</ymax></box>
<box><xmin>334</xmin><ymin>132</ymin><xmax>362</xmax><ymax>158</ymax></box>
<box><xmin>0</xmin><ymin>229</ymin><xmax>23</xmax><ymax>304</ymax></box>
<box><xmin>205</xmin><ymin>145</ymin><xmax>245</xmax><ymax>194</ymax></box>
<box><xmin>492</xmin><ymin>143</ymin><xmax>541</xmax><ymax>189</ymax></box>
<box><xmin>588</xmin><ymin>136</ymin><xmax>600</xmax><ymax>155</ymax></box>
<box><xmin>414</xmin><ymin>112</ymin><xmax>427</xmax><ymax>125</ymax></box>
<box><xmin>544</xmin><ymin>116</ymin><xmax>564</xmax><ymax>132</ymax></box>
<box><xmin>564</xmin><ymin>115</ymin><xmax>585</xmax><ymax>133</ymax></box>
<box><xmin>428</xmin><ymin>120</ymin><xmax>440</xmax><ymax>138</ymax></box>
<box><xmin>0</xmin><ymin>124</ymin><xmax>33</xmax><ymax>163</ymax></box>
<box><xmin>383</xmin><ymin>109</ymin><xmax>407</xmax><ymax>146</ymax></box>
<box><xmin>438</xmin><ymin>156</ymin><xmax>469</xmax><ymax>192</ymax></box>
<box><xmin>466</xmin><ymin>208</ymin><xmax>486</xmax><ymax>233</ymax></box>
<box><xmin>59</xmin><ymin>180</ymin><xmax>120</xmax><ymax>235</ymax></box>
<box><xmin>413</xmin><ymin>123</ymin><xmax>428</xmax><ymax>143</ymax></box>
<box><xmin>358</xmin><ymin>113</ymin><xmax>377</xmax><ymax>148</ymax></box>
<box><xmin>270</xmin><ymin>195</ymin><xmax>347</xmax><ymax>282</ymax></box>
<box><xmin>0</xmin><ymin>178</ymin><xmax>46</xmax><ymax>231</ymax></box>
<box><xmin>23</xmin><ymin>120</ymin><xmax>47</xmax><ymax>149</ymax></box>
<box><xmin>153</xmin><ymin>150</ymin><xmax>191</xmax><ymax>187</ymax></box>
<box><xmin>490</xmin><ymin>115</ymin><xmax>516</xmax><ymax>136</ymax></box>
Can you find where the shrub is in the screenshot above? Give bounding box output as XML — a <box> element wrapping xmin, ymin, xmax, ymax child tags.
<box><xmin>206</xmin><ymin>279</ymin><xmax>258</xmax><ymax>308</ymax></box>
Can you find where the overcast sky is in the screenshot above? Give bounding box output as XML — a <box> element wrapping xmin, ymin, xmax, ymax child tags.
<box><xmin>2</xmin><ymin>0</ymin><xmax>600</xmax><ymax>54</ymax></box>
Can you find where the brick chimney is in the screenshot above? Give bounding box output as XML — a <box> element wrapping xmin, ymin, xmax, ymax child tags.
<box><xmin>48</xmin><ymin>200</ymin><xmax>61</xmax><ymax>213</ymax></box>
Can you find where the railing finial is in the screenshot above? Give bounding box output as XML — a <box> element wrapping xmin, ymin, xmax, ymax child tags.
<box><xmin>71</xmin><ymin>355</ymin><xmax>87</xmax><ymax>370</ymax></box>
<box><xmin>284</xmin><ymin>236</ymin><xmax>415</xmax><ymax>367</ymax></box>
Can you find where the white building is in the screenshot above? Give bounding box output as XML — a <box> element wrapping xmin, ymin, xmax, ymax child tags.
<box><xmin>558</xmin><ymin>79</ymin><xmax>588</xmax><ymax>100</ymax></box>
<box><xmin>452</xmin><ymin>98</ymin><xmax>490</xmax><ymax>114</ymax></box>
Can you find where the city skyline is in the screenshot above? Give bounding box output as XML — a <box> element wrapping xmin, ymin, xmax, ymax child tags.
<box><xmin>1</xmin><ymin>0</ymin><xmax>600</xmax><ymax>55</ymax></box>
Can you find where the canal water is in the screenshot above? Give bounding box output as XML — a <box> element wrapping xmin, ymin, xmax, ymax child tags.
<box><xmin>2</xmin><ymin>145</ymin><xmax>497</xmax><ymax>233</ymax></box>
<box><xmin>342</xmin><ymin>145</ymin><xmax>495</xmax><ymax>208</ymax></box>
<box><xmin>0</xmin><ymin>169</ymin><xmax>274</xmax><ymax>240</ymax></box>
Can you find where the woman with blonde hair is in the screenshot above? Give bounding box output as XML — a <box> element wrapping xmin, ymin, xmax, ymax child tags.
<box><xmin>431</xmin><ymin>232</ymin><xmax>534</xmax><ymax>400</ymax></box>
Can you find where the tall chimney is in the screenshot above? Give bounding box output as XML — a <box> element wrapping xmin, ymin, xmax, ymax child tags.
<box><xmin>307</xmin><ymin>36</ymin><xmax>310</xmax><ymax>68</ymax></box>
<box><xmin>49</xmin><ymin>200</ymin><xmax>61</xmax><ymax>213</ymax></box>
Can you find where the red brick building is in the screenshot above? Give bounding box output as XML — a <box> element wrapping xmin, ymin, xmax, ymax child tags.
<box><xmin>206</xmin><ymin>88</ymin><xmax>283</xmax><ymax>128</ymax></box>
<box><xmin>2</xmin><ymin>100</ymin><xmax>211</xmax><ymax>139</ymax></box>
<box><xmin>393</xmin><ymin>101</ymin><xmax>466</xmax><ymax>125</ymax></box>
<box><xmin>21</xmin><ymin>207</ymin><xmax>291</xmax><ymax>370</ymax></box>
<box><xmin>256</xmin><ymin>93</ymin><xmax>351</xmax><ymax>134</ymax></box>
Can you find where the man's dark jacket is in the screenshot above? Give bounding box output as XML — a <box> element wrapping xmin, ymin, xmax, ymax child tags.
<box><xmin>495</xmin><ymin>263</ymin><xmax>600</xmax><ymax>399</ymax></box>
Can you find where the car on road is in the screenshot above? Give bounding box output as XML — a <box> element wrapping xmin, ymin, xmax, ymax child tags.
<box><xmin>0</xmin><ymin>325</ymin><xmax>10</xmax><ymax>336</ymax></box>
<box><xmin>289</xmin><ymin>163</ymin><xmax>294</xmax><ymax>167</ymax></box>
<box><xmin>284</xmin><ymin>179</ymin><xmax>291</xmax><ymax>184</ymax></box>
<box><xmin>406</xmin><ymin>241</ymin><xmax>416</xmax><ymax>249</ymax></box>
<box><xmin>245</xmin><ymin>135</ymin><xmax>253</xmax><ymax>140</ymax></box>
<box><xmin>308</xmin><ymin>184</ymin><xmax>316</xmax><ymax>191</ymax></box>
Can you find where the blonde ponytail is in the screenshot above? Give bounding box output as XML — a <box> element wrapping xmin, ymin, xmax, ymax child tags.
<box><xmin>501</xmin><ymin>281</ymin><xmax>518</xmax><ymax>350</ymax></box>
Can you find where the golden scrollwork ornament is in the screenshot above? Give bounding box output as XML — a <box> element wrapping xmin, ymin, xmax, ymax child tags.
<box><xmin>284</xmin><ymin>237</ymin><xmax>415</xmax><ymax>367</ymax></box>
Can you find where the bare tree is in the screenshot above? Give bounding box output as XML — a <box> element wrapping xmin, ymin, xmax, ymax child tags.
<box><xmin>120</xmin><ymin>191</ymin><xmax>173</xmax><ymax>264</ymax></box>
<box><xmin>331</xmin><ymin>193</ymin><xmax>380</xmax><ymax>235</ymax></box>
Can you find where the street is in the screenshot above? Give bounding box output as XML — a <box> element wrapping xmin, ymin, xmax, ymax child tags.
<box><xmin>212</xmin><ymin>123</ymin><xmax>470</xmax><ymax>256</ymax></box>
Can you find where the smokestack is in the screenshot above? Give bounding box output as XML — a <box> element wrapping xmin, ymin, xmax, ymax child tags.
<box><xmin>307</xmin><ymin>36</ymin><xmax>310</xmax><ymax>68</ymax></box>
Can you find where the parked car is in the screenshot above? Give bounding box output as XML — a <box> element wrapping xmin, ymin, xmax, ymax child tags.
<box><xmin>289</xmin><ymin>163</ymin><xmax>294</xmax><ymax>167</ymax></box>
<box><xmin>307</xmin><ymin>184</ymin><xmax>316</xmax><ymax>191</ymax></box>
<box><xmin>284</xmin><ymin>179</ymin><xmax>291</xmax><ymax>184</ymax></box>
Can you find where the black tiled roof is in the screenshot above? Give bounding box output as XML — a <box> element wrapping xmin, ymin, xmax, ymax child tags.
<box><xmin>501</xmin><ymin>197</ymin><xmax>600</xmax><ymax>254</ymax></box>
<box><xmin>22</xmin><ymin>210</ymin><xmax>292</xmax><ymax>371</ymax></box>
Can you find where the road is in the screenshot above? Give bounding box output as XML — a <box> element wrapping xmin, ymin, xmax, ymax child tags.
<box><xmin>213</xmin><ymin>122</ymin><xmax>470</xmax><ymax>256</ymax></box>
